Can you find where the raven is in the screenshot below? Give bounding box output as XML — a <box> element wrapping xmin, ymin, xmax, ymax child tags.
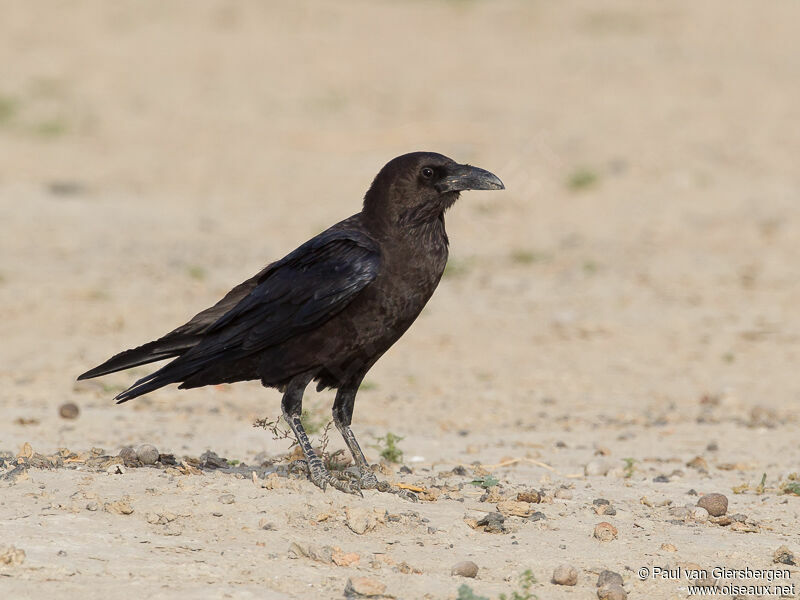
<box><xmin>79</xmin><ymin>151</ymin><xmax>504</xmax><ymax>496</ymax></box>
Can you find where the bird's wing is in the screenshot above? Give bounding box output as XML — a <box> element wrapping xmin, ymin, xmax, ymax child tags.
<box><xmin>114</xmin><ymin>230</ymin><xmax>380</xmax><ymax>402</ymax></box>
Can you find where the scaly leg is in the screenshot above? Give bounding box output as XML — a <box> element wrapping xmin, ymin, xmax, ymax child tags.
<box><xmin>333</xmin><ymin>385</ymin><xmax>417</xmax><ymax>501</ymax></box>
<box><xmin>281</xmin><ymin>374</ymin><xmax>359</xmax><ymax>495</ymax></box>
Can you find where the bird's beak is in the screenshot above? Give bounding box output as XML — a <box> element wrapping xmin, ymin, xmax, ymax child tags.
<box><xmin>437</xmin><ymin>164</ymin><xmax>505</xmax><ymax>193</ymax></box>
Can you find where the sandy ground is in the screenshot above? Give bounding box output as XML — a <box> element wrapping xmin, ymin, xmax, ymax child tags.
<box><xmin>2</xmin><ymin>1</ymin><xmax>800</xmax><ymax>598</ymax></box>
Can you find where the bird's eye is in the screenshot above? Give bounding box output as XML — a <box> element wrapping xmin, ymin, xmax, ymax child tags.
<box><xmin>421</xmin><ymin>167</ymin><xmax>434</xmax><ymax>179</ymax></box>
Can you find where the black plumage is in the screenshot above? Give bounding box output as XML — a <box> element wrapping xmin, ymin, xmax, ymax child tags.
<box><xmin>79</xmin><ymin>151</ymin><xmax>504</xmax><ymax>496</ymax></box>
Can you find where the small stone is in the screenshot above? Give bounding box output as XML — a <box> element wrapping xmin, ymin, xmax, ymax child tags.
<box><xmin>59</xmin><ymin>403</ymin><xmax>79</xmax><ymax>419</ymax></box>
<box><xmin>597</xmin><ymin>583</ymin><xmax>627</xmax><ymax>600</ymax></box>
<box><xmin>163</xmin><ymin>522</ymin><xmax>183</xmax><ymax>536</ymax></box>
<box><xmin>593</xmin><ymin>522</ymin><xmax>618</xmax><ymax>542</ymax></box>
<box><xmin>86</xmin><ymin>501</ymin><xmax>99</xmax><ymax>511</ymax></box>
<box><xmin>332</xmin><ymin>548</ymin><xmax>361</xmax><ymax>567</ymax></box>
<box><xmin>554</xmin><ymin>488</ymin><xmax>573</xmax><ymax>500</ymax></box>
<box><xmin>528</xmin><ymin>511</ymin><xmax>546</xmax><ymax>522</ymax></box>
<box><xmin>585</xmin><ymin>460</ymin><xmax>610</xmax><ymax>476</ymax></box>
<box><xmin>451</xmin><ymin>560</ymin><xmax>479</xmax><ymax>578</ymax></box>
<box><xmin>104</xmin><ymin>500</ymin><xmax>134</xmax><ymax>515</ymax></box>
<box><xmin>653</xmin><ymin>474</ymin><xmax>670</xmax><ymax>483</ymax></box>
<box><xmin>773</xmin><ymin>545</ymin><xmax>795</xmax><ymax>566</ymax></box>
<box><xmin>595</xmin><ymin>504</ymin><xmax>616</xmax><ymax>516</ymax></box>
<box><xmin>146</xmin><ymin>512</ymin><xmax>161</xmax><ymax>524</ymax></box>
<box><xmin>258</xmin><ymin>518</ymin><xmax>276</xmax><ymax>530</ymax></box>
<box><xmin>686</xmin><ymin>456</ymin><xmax>708</xmax><ymax>470</ymax></box>
<box><xmin>697</xmin><ymin>493</ymin><xmax>728</xmax><ymax>516</ymax></box>
<box><xmin>346</xmin><ymin>506</ymin><xmax>377</xmax><ymax>535</ymax></box>
<box><xmin>667</xmin><ymin>506</ymin><xmax>690</xmax><ymax>519</ymax></box>
<box><xmin>661</xmin><ymin>543</ymin><xmax>678</xmax><ymax>552</ymax></box>
<box><xmin>106</xmin><ymin>463</ymin><xmax>125</xmax><ymax>475</ymax></box>
<box><xmin>730</xmin><ymin>513</ymin><xmax>747</xmax><ymax>522</ymax></box>
<box><xmin>516</xmin><ymin>490</ymin><xmax>541</xmax><ymax>503</ymax></box>
<box><xmin>118</xmin><ymin>447</ymin><xmax>138</xmax><ymax>465</ymax></box>
<box><xmin>690</xmin><ymin>506</ymin><xmax>709</xmax><ymax>522</ymax></box>
<box><xmin>597</xmin><ymin>570</ymin><xmax>623</xmax><ymax>587</ymax></box>
<box><xmin>592</xmin><ymin>498</ymin><xmax>611</xmax><ymax>506</ymax></box>
<box><xmin>344</xmin><ymin>576</ymin><xmax>386</xmax><ymax>598</ymax></box>
<box><xmin>0</xmin><ymin>546</ymin><xmax>26</xmax><ymax>566</ymax></box>
<box><xmin>136</xmin><ymin>444</ymin><xmax>159</xmax><ymax>466</ymax></box>
<box><xmin>218</xmin><ymin>493</ymin><xmax>235</xmax><ymax>505</ymax></box>
<box><xmin>706</xmin><ymin>441</ymin><xmax>719</xmax><ymax>452</ymax></box>
<box><xmin>476</xmin><ymin>512</ymin><xmax>506</xmax><ymax>533</ymax></box>
<box><xmin>497</xmin><ymin>500</ymin><xmax>532</xmax><ymax>518</ymax></box>
<box><xmin>552</xmin><ymin>564</ymin><xmax>578</xmax><ymax>586</ymax></box>
<box><xmin>643</xmin><ymin>495</ymin><xmax>672</xmax><ymax>507</ymax></box>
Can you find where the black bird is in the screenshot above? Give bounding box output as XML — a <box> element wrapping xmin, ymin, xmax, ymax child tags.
<box><xmin>78</xmin><ymin>152</ymin><xmax>504</xmax><ymax>495</ymax></box>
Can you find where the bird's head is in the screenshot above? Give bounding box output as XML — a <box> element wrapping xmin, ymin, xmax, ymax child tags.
<box><xmin>363</xmin><ymin>151</ymin><xmax>504</xmax><ymax>230</ymax></box>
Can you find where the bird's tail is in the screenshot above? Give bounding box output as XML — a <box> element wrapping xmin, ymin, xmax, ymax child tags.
<box><xmin>77</xmin><ymin>336</ymin><xmax>198</xmax><ymax>382</ymax></box>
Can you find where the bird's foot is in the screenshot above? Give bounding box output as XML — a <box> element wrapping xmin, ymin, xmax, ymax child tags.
<box><xmin>291</xmin><ymin>458</ymin><xmax>362</xmax><ymax>496</ymax></box>
<box><xmin>354</xmin><ymin>466</ymin><xmax>418</xmax><ymax>502</ymax></box>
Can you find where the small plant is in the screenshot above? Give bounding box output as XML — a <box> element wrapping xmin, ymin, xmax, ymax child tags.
<box><xmin>373</xmin><ymin>432</ymin><xmax>404</xmax><ymax>463</ymax></box>
<box><xmin>253</xmin><ymin>415</ymin><xmax>338</xmax><ymax>466</ymax></box>
<box><xmin>359</xmin><ymin>380</ymin><xmax>378</xmax><ymax>391</ymax></box>
<box><xmin>499</xmin><ymin>569</ymin><xmax>538</xmax><ymax>600</ymax></box>
<box><xmin>186</xmin><ymin>265</ymin><xmax>206</xmax><ymax>280</ymax></box>
<box><xmin>456</xmin><ymin>584</ymin><xmax>489</xmax><ymax>600</ymax></box>
<box><xmin>782</xmin><ymin>482</ymin><xmax>800</xmax><ymax>496</ymax></box>
<box><xmin>470</xmin><ymin>474</ymin><xmax>499</xmax><ymax>489</ymax></box>
<box><xmin>756</xmin><ymin>472</ymin><xmax>767</xmax><ymax>494</ymax></box>
<box><xmin>510</xmin><ymin>249</ymin><xmax>548</xmax><ymax>265</ymax></box>
<box><xmin>566</xmin><ymin>167</ymin><xmax>598</xmax><ymax>191</ymax></box>
<box><xmin>622</xmin><ymin>457</ymin><xmax>636</xmax><ymax>479</ymax></box>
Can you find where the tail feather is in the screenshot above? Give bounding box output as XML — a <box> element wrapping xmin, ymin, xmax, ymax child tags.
<box><xmin>77</xmin><ymin>336</ymin><xmax>198</xmax><ymax>381</ymax></box>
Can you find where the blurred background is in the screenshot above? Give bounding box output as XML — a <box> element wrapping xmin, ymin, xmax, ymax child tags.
<box><xmin>1</xmin><ymin>0</ymin><xmax>798</xmax><ymax>458</ymax></box>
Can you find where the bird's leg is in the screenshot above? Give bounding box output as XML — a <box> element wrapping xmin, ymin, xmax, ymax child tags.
<box><xmin>281</xmin><ymin>376</ymin><xmax>360</xmax><ymax>495</ymax></box>
<box><xmin>333</xmin><ymin>386</ymin><xmax>417</xmax><ymax>501</ymax></box>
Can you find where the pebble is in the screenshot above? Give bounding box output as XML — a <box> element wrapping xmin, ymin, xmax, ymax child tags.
<box><xmin>497</xmin><ymin>500</ymin><xmax>532</xmax><ymax>518</ymax></box>
<box><xmin>136</xmin><ymin>444</ymin><xmax>159</xmax><ymax>465</ymax></box>
<box><xmin>476</xmin><ymin>512</ymin><xmax>506</xmax><ymax>533</ymax></box>
<box><xmin>686</xmin><ymin>456</ymin><xmax>708</xmax><ymax>470</ymax></box>
<box><xmin>104</xmin><ymin>500</ymin><xmax>134</xmax><ymax>515</ymax></box>
<box><xmin>346</xmin><ymin>506</ymin><xmax>377</xmax><ymax>535</ymax></box>
<box><xmin>58</xmin><ymin>403</ymin><xmax>79</xmax><ymax>419</ymax></box>
<box><xmin>516</xmin><ymin>490</ymin><xmax>541</xmax><ymax>503</ymax></box>
<box><xmin>86</xmin><ymin>501</ymin><xmax>99</xmax><ymax>511</ymax></box>
<box><xmin>773</xmin><ymin>545</ymin><xmax>796</xmax><ymax>566</ymax></box>
<box><xmin>218</xmin><ymin>493</ymin><xmax>235</xmax><ymax>504</ymax></box>
<box><xmin>118</xmin><ymin>446</ymin><xmax>137</xmax><ymax>465</ymax></box>
<box><xmin>585</xmin><ymin>459</ymin><xmax>610</xmax><ymax>476</ymax></box>
<box><xmin>554</xmin><ymin>488</ymin><xmax>573</xmax><ymax>500</ymax></box>
<box><xmin>597</xmin><ymin>570</ymin><xmax>623</xmax><ymax>587</ymax></box>
<box><xmin>451</xmin><ymin>560</ymin><xmax>479</xmax><ymax>578</ymax></box>
<box><xmin>163</xmin><ymin>522</ymin><xmax>183</xmax><ymax>536</ymax></box>
<box><xmin>0</xmin><ymin>546</ymin><xmax>26</xmax><ymax>566</ymax></box>
<box><xmin>258</xmin><ymin>518</ymin><xmax>276</xmax><ymax>530</ymax></box>
<box><xmin>641</xmin><ymin>495</ymin><xmax>673</xmax><ymax>508</ymax></box>
<box><xmin>653</xmin><ymin>475</ymin><xmax>670</xmax><ymax>483</ymax></box>
<box><xmin>597</xmin><ymin>584</ymin><xmax>627</xmax><ymax>600</ymax></box>
<box><xmin>592</xmin><ymin>498</ymin><xmax>610</xmax><ymax>506</ymax></box>
<box><xmin>667</xmin><ymin>506</ymin><xmax>690</xmax><ymax>519</ymax></box>
<box><xmin>697</xmin><ymin>493</ymin><xmax>728</xmax><ymax>516</ymax></box>
<box><xmin>528</xmin><ymin>511</ymin><xmax>546</xmax><ymax>522</ymax></box>
<box><xmin>593</xmin><ymin>522</ymin><xmax>618</xmax><ymax>542</ymax></box>
<box><xmin>595</xmin><ymin>504</ymin><xmax>616</xmax><ymax>516</ymax></box>
<box><xmin>344</xmin><ymin>576</ymin><xmax>386</xmax><ymax>598</ymax></box>
<box><xmin>690</xmin><ymin>506</ymin><xmax>709</xmax><ymax>522</ymax></box>
<box><xmin>661</xmin><ymin>543</ymin><xmax>678</xmax><ymax>552</ymax></box>
<box><xmin>551</xmin><ymin>564</ymin><xmax>578</xmax><ymax>586</ymax></box>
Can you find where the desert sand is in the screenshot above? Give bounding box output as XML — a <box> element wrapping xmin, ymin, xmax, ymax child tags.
<box><xmin>1</xmin><ymin>2</ymin><xmax>799</xmax><ymax>599</ymax></box>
